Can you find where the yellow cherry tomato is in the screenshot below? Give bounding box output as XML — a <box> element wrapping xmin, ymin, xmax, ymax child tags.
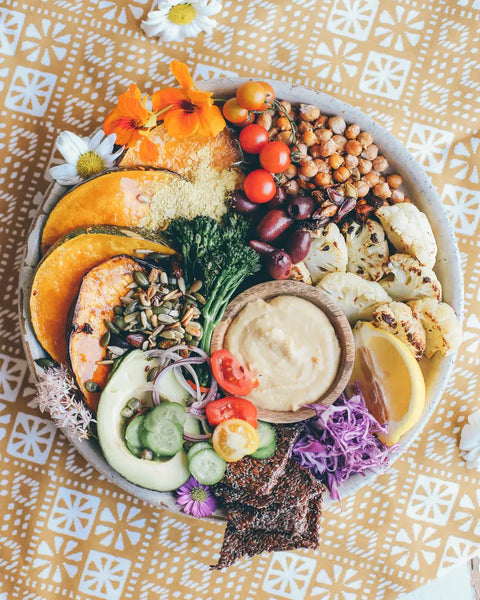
<box><xmin>211</xmin><ymin>418</ymin><xmax>260</xmax><ymax>463</ymax></box>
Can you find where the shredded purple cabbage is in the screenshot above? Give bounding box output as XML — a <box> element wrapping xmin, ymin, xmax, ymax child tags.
<box><xmin>292</xmin><ymin>387</ymin><xmax>396</xmax><ymax>502</ymax></box>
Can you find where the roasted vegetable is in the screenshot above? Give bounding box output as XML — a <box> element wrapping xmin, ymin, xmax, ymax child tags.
<box><xmin>119</xmin><ymin>124</ymin><xmax>241</xmax><ymax>174</ymax></box>
<box><xmin>69</xmin><ymin>255</ymin><xmax>144</xmax><ymax>411</ymax></box>
<box><xmin>30</xmin><ymin>226</ymin><xmax>174</xmax><ymax>365</ymax></box>
<box><xmin>41</xmin><ymin>169</ymin><xmax>181</xmax><ymax>252</ymax></box>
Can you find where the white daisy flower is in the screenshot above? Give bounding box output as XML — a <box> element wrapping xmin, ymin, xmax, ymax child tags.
<box><xmin>141</xmin><ymin>0</ymin><xmax>222</xmax><ymax>42</ymax></box>
<box><xmin>49</xmin><ymin>130</ymin><xmax>123</xmax><ymax>186</ymax></box>
<box><xmin>460</xmin><ymin>410</ymin><xmax>480</xmax><ymax>470</ymax></box>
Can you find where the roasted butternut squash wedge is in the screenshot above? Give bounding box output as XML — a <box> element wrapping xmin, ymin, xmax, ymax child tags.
<box><xmin>69</xmin><ymin>255</ymin><xmax>144</xmax><ymax>411</ymax></box>
<box><xmin>41</xmin><ymin>169</ymin><xmax>180</xmax><ymax>253</ymax></box>
<box><xmin>30</xmin><ymin>226</ymin><xmax>174</xmax><ymax>366</ymax></box>
<box><xmin>118</xmin><ymin>124</ymin><xmax>241</xmax><ymax>175</ymax></box>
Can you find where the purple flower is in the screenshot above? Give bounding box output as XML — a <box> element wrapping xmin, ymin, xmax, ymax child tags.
<box><xmin>176</xmin><ymin>477</ymin><xmax>217</xmax><ymax>518</ymax></box>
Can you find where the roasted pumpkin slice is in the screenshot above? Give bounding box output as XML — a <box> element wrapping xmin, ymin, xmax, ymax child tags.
<box><xmin>30</xmin><ymin>226</ymin><xmax>174</xmax><ymax>366</ymax></box>
<box><xmin>41</xmin><ymin>168</ymin><xmax>181</xmax><ymax>252</ymax></box>
<box><xmin>69</xmin><ymin>255</ymin><xmax>144</xmax><ymax>411</ymax></box>
<box><xmin>119</xmin><ymin>124</ymin><xmax>241</xmax><ymax>175</ymax></box>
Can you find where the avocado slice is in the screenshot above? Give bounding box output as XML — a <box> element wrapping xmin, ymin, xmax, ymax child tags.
<box><xmin>97</xmin><ymin>349</ymin><xmax>198</xmax><ymax>492</ymax></box>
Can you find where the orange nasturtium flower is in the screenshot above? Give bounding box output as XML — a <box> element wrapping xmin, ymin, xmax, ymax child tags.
<box><xmin>103</xmin><ymin>83</ymin><xmax>159</xmax><ymax>163</ymax></box>
<box><xmin>151</xmin><ymin>60</ymin><xmax>226</xmax><ymax>139</ymax></box>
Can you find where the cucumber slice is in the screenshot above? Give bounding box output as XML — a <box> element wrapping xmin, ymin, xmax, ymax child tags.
<box><xmin>188</xmin><ymin>448</ymin><xmax>226</xmax><ymax>485</ymax></box>
<box><xmin>187</xmin><ymin>441</ymin><xmax>213</xmax><ymax>463</ymax></box>
<box><xmin>124</xmin><ymin>414</ymin><xmax>146</xmax><ymax>457</ymax></box>
<box><xmin>250</xmin><ymin>440</ymin><xmax>276</xmax><ymax>459</ymax></box>
<box><xmin>143</xmin><ymin>401</ymin><xmax>186</xmax><ymax>431</ymax></box>
<box><xmin>257</xmin><ymin>421</ymin><xmax>276</xmax><ymax>449</ymax></box>
<box><xmin>140</xmin><ymin>419</ymin><xmax>184</xmax><ymax>456</ymax></box>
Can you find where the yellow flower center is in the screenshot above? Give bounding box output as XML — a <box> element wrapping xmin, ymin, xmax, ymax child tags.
<box><xmin>76</xmin><ymin>151</ymin><xmax>105</xmax><ymax>179</ymax></box>
<box><xmin>168</xmin><ymin>3</ymin><xmax>196</xmax><ymax>25</ymax></box>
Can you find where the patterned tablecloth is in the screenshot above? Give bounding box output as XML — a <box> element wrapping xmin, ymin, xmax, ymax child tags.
<box><xmin>1</xmin><ymin>0</ymin><xmax>479</xmax><ymax>598</ymax></box>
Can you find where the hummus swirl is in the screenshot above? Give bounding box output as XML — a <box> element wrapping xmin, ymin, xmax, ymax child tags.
<box><xmin>224</xmin><ymin>296</ymin><xmax>341</xmax><ymax>412</ymax></box>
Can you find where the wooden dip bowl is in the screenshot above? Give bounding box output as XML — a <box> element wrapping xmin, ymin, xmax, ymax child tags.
<box><xmin>210</xmin><ymin>280</ymin><xmax>355</xmax><ymax>423</ymax></box>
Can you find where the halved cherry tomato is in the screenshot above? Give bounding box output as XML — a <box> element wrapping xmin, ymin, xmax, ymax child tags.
<box><xmin>211</xmin><ymin>418</ymin><xmax>260</xmax><ymax>462</ymax></box>
<box><xmin>206</xmin><ymin>396</ymin><xmax>258</xmax><ymax>429</ymax></box>
<box><xmin>211</xmin><ymin>349</ymin><xmax>259</xmax><ymax>396</ymax></box>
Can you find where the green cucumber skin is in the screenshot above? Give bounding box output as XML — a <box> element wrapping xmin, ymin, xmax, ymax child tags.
<box><xmin>188</xmin><ymin>448</ymin><xmax>226</xmax><ymax>485</ymax></box>
<box><xmin>256</xmin><ymin>421</ymin><xmax>275</xmax><ymax>447</ymax></box>
<box><xmin>250</xmin><ymin>440</ymin><xmax>276</xmax><ymax>460</ymax></box>
<box><xmin>187</xmin><ymin>442</ymin><xmax>214</xmax><ymax>463</ymax></box>
<box><xmin>125</xmin><ymin>414</ymin><xmax>146</xmax><ymax>457</ymax></box>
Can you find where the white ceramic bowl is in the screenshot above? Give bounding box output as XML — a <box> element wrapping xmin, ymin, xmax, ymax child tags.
<box><xmin>18</xmin><ymin>78</ymin><xmax>463</xmax><ymax>514</ymax></box>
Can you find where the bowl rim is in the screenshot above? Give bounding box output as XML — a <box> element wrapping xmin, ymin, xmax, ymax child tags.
<box><xmin>18</xmin><ymin>77</ymin><xmax>464</xmax><ymax>512</ymax></box>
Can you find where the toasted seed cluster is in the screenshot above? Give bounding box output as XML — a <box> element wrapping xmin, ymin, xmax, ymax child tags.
<box><xmin>258</xmin><ymin>100</ymin><xmax>409</xmax><ymax>227</ymax></box>
<box><xmin>100</xmin><ymin>259</ymin><xmax>204</xmax><ymax>362</ymax></box>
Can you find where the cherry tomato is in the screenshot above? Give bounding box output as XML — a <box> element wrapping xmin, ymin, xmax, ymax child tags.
<box><xmin>222</xmin><ymin>98</ymin><xmax>249</xmax><ymax>124</ymax></box>
<box><xmin>243</xmin><ymin>169</ymin><xmax>276</xmax><ymax>204</ymax></box>
<box><xmin>259</xmin><ymin>81</ymin><xmax>275</xmax><ymax>108</ymax></box>
<box><xmin>211</xmin><ymin>419</ymin><xmax>260</xmax><ymax>462</ymax></box>
<box><xmin>259</xmin><ymin>141</ymin><xmax>291</xmax><ymax>174</ymax></box>
<box><xmin>211</xmin><ymin>349</ymin><xmax>259</xmax><ymax>396</ymax></box>
<box><xmin>206</xmin><ymin>397</ymin><xmax>258</xmax><ymax>429</ymax></box>
<box><xmin>236</xmin><ymin>81</ymin><xmax>267</xmax><ymax>111</ymax></box>
<box><xmin>239</xmin><ymin>124</ymin><xmax>269</xmax><ymax>154</ymax></box>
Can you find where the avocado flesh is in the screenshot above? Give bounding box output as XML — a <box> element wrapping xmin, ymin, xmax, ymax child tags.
<box><xmin>97</xmin><ymin>350</ymin><xmax>199</xmax><ymax>492</ymax></box>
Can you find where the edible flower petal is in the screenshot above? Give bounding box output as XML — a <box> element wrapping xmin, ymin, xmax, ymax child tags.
<box><xmin>141</xmin><ymin>1</ymin><xmax>222</xmax><ymax>43</ymax></box>
<box><xmin>176</xmin><ymin>476</ymin><xmax>217</xmax><ymax>518</ymax></box>
<box><xmin>49</xmin><ymin>130</ymin><xmax>123</xmax><ymax>186</ymax></box>
<box><xmin>151</xmin><ymin>60</ymin><xmax>226</xmax><ymax>139</ymax></box>
<box><xmin>459</xmin><ymin>410</ymin><xmax>480</xmax><ymax>470</ymax></box>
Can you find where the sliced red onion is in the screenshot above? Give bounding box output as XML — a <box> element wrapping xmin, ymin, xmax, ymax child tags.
<box><xmin>182</xmin><ymin>431</ymin><xmax>212</xmax><ymax>442</ymax></box>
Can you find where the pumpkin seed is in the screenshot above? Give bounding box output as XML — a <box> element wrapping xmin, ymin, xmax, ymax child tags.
<box><xmin>147</xmin><ymin>366</ymin><xmax>161</xmax><ymax>382</ymax></box>
<box><xmin>125</xmin><ymin>300</ymin><xmax>139</xmax><ymax>315</ymax></box>
<box><xmin>128</xmin><ymin>397</ymin><xmax>142</xmax><ymax>411</ymax></box>
<box><xmin>153</xmin><ymin>305</ymin><xmax>168</xmax><ymax>315</ymax></box>
<box><xmin>35</xmin><ymin>357</ymin><xmax>58</xmax><ymax>370</ymax></box>
<box><xmin>100</xmin><ymin>331</ymin><xmax>111</xmax><ymax>347</ymax></box>
<box><xmin>184</xmin><ymin>333</ymin><xmax>193</xmax><ymax>343</ymax></box>
<box><xmin>85</xmin><ymin>380</ymin><xmax>101</xmax><ymax>393</ymax></box>
<box><xmin>104</xmin><ymin>320</ymin><xmax>121</xmax><ymax>334</ymax></box>
<box><xmin>134</xmin><ymin>271</ymin><xmax>149</xmax><ymax>288</ymax></box>
<box><xmin>121</xmin><ymin>406</ymin><xmax>134</xmax><ymax>418</ymax></box>
<box><xmin>149</xmin><ymin>252</ymin><xmax>169</xmax><ymax>262</ymax></box>
<box><xmin>169</xmin><ymin>309</ymin><xmax>180</xmax><ymax>318</ymax></box>
<box><xmin>113</xmin><ymin>305</ymin><xmax>123</xmax><ymax>316</ymax></box>
<box><xmin>114</xmin><ymin>317</ymin><xmax>127</xmax><ymax>330</ymax></box>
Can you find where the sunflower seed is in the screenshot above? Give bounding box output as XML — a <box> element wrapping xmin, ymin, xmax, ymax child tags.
<box><xmin>139</xmin><ymin>292</ymin><xmax>151</xmax><ymax>307</ymax></box>
<box><xmin>142</xmin><ymin>340</ymin><xmax>149</xmax><ymax>351</ymax></box>
<box><xmin>113</xmin><ymin>305</ymin><xmax>123</xmax><ymax>316</ymax></box>
<box><xmin>152</xmin><ymin>324</ymin><xmax>165</xmax><ymax>337</ymax></box>
<box><xmin>156</xmin><ymin>313</ymin><xmax>175</xmax><ymax>324</ymax></box>
<box><xmin>134</xmin><ymin>248</ymin><xmax>154</xmax><ymax>255</ymax></box>
<box><xmin>160</xmin><ymin>330</ymin><xmax>177</xmax><ymax>340</ymax></box>
<box><xmin>124</xmin><ymin>311</ymin><xmax>139</xmax><ymax>324</ymax></box>
<box><xmin>178</xmin><ymin>276</ymin><xmax>186</xmax><ymax>294</ymax></box>
<box><xmin>150</xmin><ymin>314</ymin><xmax>158</xmax><ymax>328</ymax></box>
<box><xmin>185</xmin><ymin>322</ymin><xmax>203</xmax><ymax>338</ymax></box>
<box><xmin>163</xmin><ymin>289</ymin><xmax>180</xmax><ymax>302</ymax></box>
<box><xmin>146</xmin><ymin>285</ymin><xmax>157</xmax><ymax>301</ymax></box>
<box><xmin>121</xmin><ymin>406</ymin><xmax>134</xmax><ymax>418</ymax></box>
<box><xmin>108</xmin><ymin>346</ymin><xmax>127</xmax><ymax>357</ymax></box>
<box><xmin>160</xmin><ymin>271</ymin><xmax>169</xmax><ymax>285</ymax></box>
<box><xmin>169</xmin><ymin>309</ymin><xmax>180</xmax><ymax>318</ymax></box>
<box><xmin>97</xmin><ymin>359</ymin><xmax>114</xmax><ymax>365</ymax></box>
<box><xmin>127</xmin><ymin>282</ymin><xmax>138</xmax><ymax>289</ymax></box>
<box><xmin>181</xmin><ymin>307</ymin><xmax>194</xmax><ymax>326</ymax></box>
<box><xmin>104</xmin><ymin>320</ymin><xmax>121</xmax><ymax>334</ymax></box>
<box><xmin>140</xmin><ymin>311</ymin><xmax>149</xmax><ymax>329</ymax></box>
<box><xmin>194</xmin><ymin>292</ymin><xmax>206</xmax><ymax>305</ymax></box>
<box><xmin>149</xmin><ymin>268</ymin><xmax>159</xmax><ymax>283</ymax></box>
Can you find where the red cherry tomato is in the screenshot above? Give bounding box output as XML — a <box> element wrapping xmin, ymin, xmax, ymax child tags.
<box><xmin>259</xmin><ymin>81</ymin><xmax>275</xmax><ymax>108</ymax></box>
<box><xmin>236</xmin><ymin>81</ymin><xmax>267</xmax><ymax>111</ymax></box>
<box><xmin>239</xmin><ymin>124</ymin><xmax>269</xmax><ymax>154</ymax></box>
<box><xmin>259</xmin><ymin>141</ymin><xmax>291</xmax><ymax>173</ymax></box>
<box><xmin>222</xmin><ymin>98</ymin><xmax>249</xmax><ymax>124</ymax></box>
<box><xmin>206</xmin><ymin>397</ymin><xmax>258</xmax><ymax>429</ymax></box>
<box><xmin>211</xmin><ymin>349</ymin><xmax>259</xmax><ymax>396</ymax></box>
<box><xmin>243</xmin><ymin>169</ymin><xmax>276</xmax><ymax>204</ymax></box>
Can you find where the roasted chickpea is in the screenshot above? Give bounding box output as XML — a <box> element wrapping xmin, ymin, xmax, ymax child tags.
<box><xmin>373</xmin><ymin>155</ymin><xmax>389</xmax><ymax>172</ymax></box>
<box><xmin>284</xmin><ymin>163</ymin><xmax>297</xmax><ymax>180</ymax></box>
<box><xmin>313</xmin><ymin>158</ymin><xmax>330</xmax><ymax>173</ymax></box>
<box><xmin>315</xmin><ymin>128</ymin><xmax>333</xmax><ymax>143</ymax></box>
<box><xmin>333</xmin><ymin>166</ymin><xmax>350</xmax><ymax>183</ymax></box>
<box><xmin>373</xmin><ymin>182</ymin><xmax>392</xmax><ymax>199</ymax></box>
<box><xmin>345</xmin><ymin>124</ymin><xmax>360</xmax><ymax>139</ymax></box>
<box><xmin>387</xmin><ymin>174</ymin><xmax>403</xmax><ymax>189</ymax></box>
<box><xmin>357</xmin><ymin>131</ymin><xmax>373</xmax><ymax>147</ymax></box>
<box><xmin>314</xmin><ymin>172</ymin><xmax>333</xmax><ymax>187</ymax></box>
<box><xmin>345</xmin><ymin>139</ymin><xmax>362</xmax><ymax>156</ymax></box>
<box><xmin>299</xmin><ymin>158</ymin><xmax>319</xmax><ymax>178</ymax></box>
<box><xmin>362</xmin><ymin>171</ymin><xmax>380</xmax><ymax>188</ymax></box>
<box><xmin>361</xmin><ymin>144</ymin><xmax>379</xmax><ymax>160</ymax></box>
<box><xmin>332</xmin><ymin>134</ymin><xmax>347</xmax><ymax>152</ymax></box>
<box><xmin>357</xmin><ymin>158</ymin><xmax>373</xmax><ymax>175</ymax></box>
<box><xmin>391</xmin><ymin>189</ymin><xmax>405</xmax><ymax>203</ymax></box>
<box><xmin>354</xmin><ymin>180</ymin><xmax>370</xmax><ymax>198</ymax></box>
<box><xmin>329</xmin><ymin>153</ymin><xmax>344</xmax><ymax>170</ymax></box>
<box><xmin>328</xmin><ymin>116</ymin><xmax>346</xmax><ymax>134</ymax></box>
<box><xmin>344</xmin><ymin>154</ymin><xmax>359</xmax><ymax>169</ymax></box>
<box><xmin>301</xmin><ymin>130</ymin><xmax>318</xmax><ymax>146</ymax></box>
<box><xmin>283</xmin><ymin>179</ymin><xmax>300</xmax><ymax>195</ymax></box>
<box><xmin>256</xmin><ymin>112</ymin><xmax>272</xmax><ymax>131</ymax></box>
<box><xmin>299</xmin><ymin>104</ymin><xmax>320</xmax><ymax>122</ymax></box>
<box><xmin>319</xmin><ymin>139</ymin><xmax>337</xmax><ymax>157</ymax></box>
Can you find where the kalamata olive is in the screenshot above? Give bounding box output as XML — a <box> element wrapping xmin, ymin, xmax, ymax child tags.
<box><xmin>249</xmin><ymin>240</ymin><xmax>276</xmax><ymax>255</ymax></box>
<box><xmin>256</xmin><ymin>209</ymin><xmax>292</xmax><ymax>242</ymax></box>
<box><xmin>287</xmin><ymin>229</ymin><xmax>312</xmax><ymax>264</ymax></box>
<box><xmin>266</xmin><ymin>249</ymin><xmax>292</xmax><ymax>280</ymax></box>
<box><xmin>287</xmin><ymin>195</ymin><xmax>315</xmax><ymax>220</ymax></box>
<box><xmin>229</xmin><ymin>190</ymin><xmax>259</xmax><ymax>214</ymax></box>
<box><xmin>268</xmin><ymin>186</ymin><xmax>288</xmax><ymax>209</ymax></box>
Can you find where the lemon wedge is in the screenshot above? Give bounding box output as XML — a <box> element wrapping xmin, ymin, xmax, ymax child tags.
<box><xmin>350</xmin><ymin>322</ymin><xmax>426</xmax><ymax>445</ymax></box>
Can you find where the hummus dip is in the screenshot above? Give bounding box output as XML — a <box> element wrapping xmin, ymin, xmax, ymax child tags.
<box><xmin>224</xmin><ymin>295</ymin><xmax>341</xmax><ymax>412</ymax></box>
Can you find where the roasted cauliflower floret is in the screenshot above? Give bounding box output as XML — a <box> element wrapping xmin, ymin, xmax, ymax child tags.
<box><xmin>289</xmin><ymin>260</ymin><xmax>312</xmax><ymax>285</ymax></box>
<box><xmin>379</xmin><ymin>254</ymin><xmax>442</xmax><ymax>302</ymax></box>
<box><xmin>318</xmin><ymin>271</ymin><xmax>391</xmax><ymax>324</ymax></box>
<box><xmin>408</xmin><ymin>297</ymin><xmax>462</xmax><ymax>358</ymax></box>
<box><xmin>376</xmin><ymin>203</ymin><xmax>437</xmax><ymax>269</ymax></box>
<box><xmin>371</xmin><ymin>301</ymin><xmax>426</xmax><ymax>359</ymax></box>
<box><xmin>304</xmin><ymin>223</ymin><xmax>348</xmax><ymax>284</ymax></box>
<box><xmin>342</xmin><ymin>219</ymin><xmax>389</xmax><ymax>281</ymax></box>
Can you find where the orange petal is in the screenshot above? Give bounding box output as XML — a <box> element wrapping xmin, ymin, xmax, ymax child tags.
<box><xmin>151</xmin><ymin>88</ymin><xmax>187</xmax><ymax>112</ymax></box>
<box><xmin>196</xmin><ymin>104</ymin><xmax>226</xmax><ymax>137</ymax></box>
<box><xmin>170</xmin><ymin>60</ymin><xmax>194</xmax><ymax>90</ymax></box>
<box><xmin>139</xmin><ymin>135</ymin><xmax>159</xmax><ymax>164</ymax></box>
<box><xmin>163</xmin><ymin>109</ymin><xmax>200</xmax><ymax>138</ymax></box>
<box><xmin>188</xmin><ymin>88</ymin><xmax>213</xmax><ymax>107</ymax></box>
